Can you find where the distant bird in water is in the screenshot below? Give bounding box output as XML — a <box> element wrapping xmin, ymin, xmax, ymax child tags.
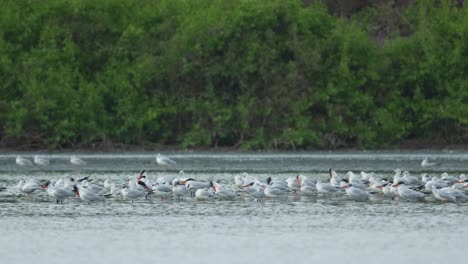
<box><xmin>156</xmin><ymin>153</ymin><xmax>176</xmax><ymax>168</ymax></box>
<box><xmin>34</xmin><ymin>155</ymin><xmax>49</xmax><ymax>166</ymax></box>
<box><xmin>16</xmin><ymin>156</ymin><xmax>33</xmax><ymax>166</ymax></box>
<box><xmin>70</xmin><ymin>156</ymin><xmax>86</xmax><ymax>165</ymax></box>
<box><xmin>421</xmin><ymin>157</ymin><xmax>437</xmax><ymax>168</ymax></box>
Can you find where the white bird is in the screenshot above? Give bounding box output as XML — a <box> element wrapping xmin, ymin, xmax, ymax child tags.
<box><xmin>16</xmin><ymin>156</ymin><xmax>33</xmax><ymax>166</ymax></box>
<box><xmin>368</xmin><ymin>176</ymin><xmax>386</xmax><ymax>193</ymax></box>
<box><xmin>155</xmin><ymin>175</ymin><xmax>175</xmax><ymax>185</ymax></box>
<box><xmin>297</xmin><ymin>174</ymin><xmax>316</xmax><ymax>186</ymax></box>
<box><xmin>400</xmin><ymin>171</ymin><xmax>423</xmax><ymax>186</ymax></box>
<box><xmin>316</xmin><ymin>180</ymin><xmax>339</xmax><ymax>194</ymax></box>
<box><xmin>421</xmin><ymin>174</ymin><xmax>431</xmax><ymax>183</ymax></box>
<box><xmin>300</xmin><ymin>184</ymin><xmax>317</xmax><ymax>196</ymax></box>
<box><xmin>135</xmin><ymin>179</ymin><xmax>154</xmax><ymax>198</ymax></box>
<box><xmin>152</xmin><ymin>182</ymin><xmax>173</xmax><ymax>200</ymax></box>
<box><xmin>46</xmin><ymin>180</ymin><xmax>75</xmax><ymax>203</ymax></box>
<box><xmin>451</xmin><ymin>183</ymin><xmax>466</xmax><ymax>191</ymax></box>
<box><xmin>390</xmin><ymin>169</ymin><xmax>403</xmax><ymax>197</ymax></box>
<box><xmin>368</xmin><ymin>182</ymin><xmax>384</xmax><ymax>193</ymax></box>
<box><xmin>195</xmin><ymin>188</ymin><xmax>215</xmax><ymax>200</ymax></box>
<box><xmin>121</xmin><ymin>186</ymin><xmax>146</xmax><ymax>202</ymax></box>
<box><xmin>234</xmin><ymin>172</ymin><xmax>255</xmax><ymax>189</ymax></box>
<box><xmin>156</xmin><ymin>153</ymin><xmax>176</xmax><ymax>167</ymax></box>
<box><xmin>360</xmin><ymin>171</ymin><xmax>375</xmax><ymax>181</ymax></box>
<box><xmin>34</xmin><ymin>155</ymin><xmax>49</xmax><ymax>166</ymax></box>
<box><xmin>266</xmin><ymin>177</ymin><xmax>288</xmax><ymax>190</ymax></box>
<box><xmin>234</xmin><ymin>174</ymin><xmax>245</xmax><ymax>189</ymax></box>
<box><xmin>346</xmin><ymin>171</ymin><xmax>368</xmax><ymax>190</ymax></box>
<box><xmin>243</xmin><ymin>182</ymin><xmax>266</xmax><ymax>201</ymax></box>
<box><xmin>299</xmin><ymin>176</ymin><xmax>317</xmax><ymax>196</ymax></box>
<box><xmin>432</xmin><ymin>186</ymin><xmax>466</xmax><ymax>202</ymax></box>
<box><xmin>212</xmin><ymin>181</ymin><xmax>236</xmax><ymax>200</ymax></box>
<box><xmin>346</xmin><ymin>171</ymin><xmax>359</xmax><ymax>183</ymax></box>
<box><xmin>421</xmin><ymin>157</ymin><xmax>437</xmax><ymax>168</ymax></box>
<box><xmin>103</xmin><ymin>179</ymin><xmax>112</xmax><ymax>191</ymax></box>
<box><xmin>285</xmin><ymin>176</ymin><xmax>300</xmax><ymax>192</ymax></box>
<box><xmin>329</xmin><ymin>169</ymin><xmax>342</xmax><ymax>187</ymax></box>
<box><xmin>262</xmin><ymin>177</ymin><xmax>289</xmax><ymax>197</ymax></box>
<box><xmin>70</xmin><ymin>156</ymin><xmax>86</xmax><ymax>165</ymax></box>
<box><xmin>80</xmin><ymin>180</ymin><xmax>105</xmax><ymax>193</ymax></box>
<box><xmin>17</xmin><ymin>179</ymin><xmax>26</xmax><ymax>192</ymax></box>
<box><xmin>393</xmin><ymin>169</ymin><xmax>402</xmax><ymax>183</ymax></box>
<box><xmin>264</xmin><ymin>182</ymin><xmax>289</xmax><ymax>198</ymax></box>
<box><xmin>74</xmin><ymin>185</ymin><xmax>104</xmax><ymax>204</ymax></box>
<box><xmin>108</xmin><ymin>183</ymin><xmax>121</xmax><ymax>197</ymax></box>
<box><xmin>441</xmin><ymin>173</ymin><xmax>459</xmax><ymax>185</ymax></box>
<box><xmin>382</xmin><ymin>184</ymin><xmax>394</xmax><ymax>197</ymax></box>
<box><xmin>425</xmin><ymin>177</ymin><xmax>448</xmax><ymax>191</ymax></box>
<box><xmin>184</xmin><ymin>179</ymin><xmax>210</xmax><ymax>197</ymax></box>
<box><xmin>343</xmin><ymin>185</ymin><xmax>370</xmax><ymax>202</ymax></box>
<box><xmin>172</xmin><ymin>180</ymin><xmax>188</xmax><ymax>200</ymax></box>
<box><xmin>459</xmin><ymin>174</ymin><xmax>468</xmax><ymax>183</ymax></box>
<box><xmin>20</xmin><ymin>179</ymin><xmax>46</xmax><ymax>195</ymax></box>
<box><xmin>397</xmin><ymin>184</ymin><xmax>425</xmax><ymax>201</ymax></box>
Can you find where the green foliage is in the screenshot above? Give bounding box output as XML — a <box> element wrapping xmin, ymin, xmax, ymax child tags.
<box><xmin>0</xmin><ymin>0</ymin><xmax>466</xmax><ymax>149</ymax></box>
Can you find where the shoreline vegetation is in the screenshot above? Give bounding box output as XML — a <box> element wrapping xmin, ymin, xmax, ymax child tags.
<box><xmin>0</xmin><ymin>0</ymin><xmax>467</xmax><ymax>151</ymax></box>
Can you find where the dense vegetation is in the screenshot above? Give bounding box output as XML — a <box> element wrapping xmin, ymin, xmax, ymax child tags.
<box><xmin>0</xmin><ymin>0</ymin><xmax>466</xmax><ymax>150</ymax></box>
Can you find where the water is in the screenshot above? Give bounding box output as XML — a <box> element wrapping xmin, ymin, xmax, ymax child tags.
<box><xmin>1</xmin><ymin>151</ymin><xmax>467</xmax><ymax>264</ymax></box>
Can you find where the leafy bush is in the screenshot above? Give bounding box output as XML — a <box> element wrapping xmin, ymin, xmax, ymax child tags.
<box><xmin>0</xmin><ymin>0</ymin><xmax>465</xmax><ymax>149</ymax></box>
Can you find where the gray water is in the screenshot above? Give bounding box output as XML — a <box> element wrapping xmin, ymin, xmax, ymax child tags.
<box><xmin>1</xmin><ymin>151</ymin><xmax>467</xmax><ymax>264</ymax></box>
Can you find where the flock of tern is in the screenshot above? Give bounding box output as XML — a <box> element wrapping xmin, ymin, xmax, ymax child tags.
<box><xmin>4</xmin><ymin>154</ymin><xmax>467</xmax><ymax>204</ymax></box>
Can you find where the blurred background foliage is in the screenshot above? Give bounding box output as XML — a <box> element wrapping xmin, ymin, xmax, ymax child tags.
<box><xmin>0</xmin><ymin>0</ymin><xmax>466</xmax><ymax>150</ymax></box>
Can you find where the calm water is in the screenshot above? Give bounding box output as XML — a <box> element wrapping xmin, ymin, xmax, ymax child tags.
<box><xmin>1</xmin><ymin>151</ymin><xmax>467</xmax><ymax>264</ymax></box>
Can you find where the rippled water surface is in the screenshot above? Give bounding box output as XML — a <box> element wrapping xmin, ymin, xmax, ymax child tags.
<box><xmin>1</xmin><ymin>151</ymin><xmax>467</xmax><ymax>264</ymax></box>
